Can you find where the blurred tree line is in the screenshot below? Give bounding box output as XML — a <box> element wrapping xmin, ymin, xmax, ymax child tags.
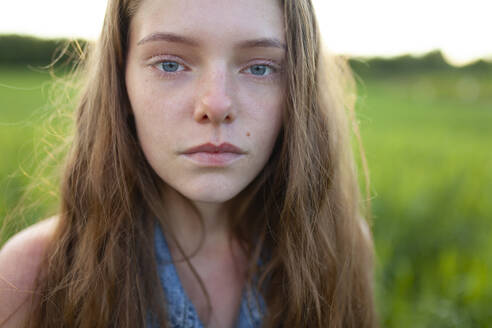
<box><xmin>349</xmin><ymin>51</ymin><xmax>492</xmax><ymax>77</ymax></box>
<box><xmin>1</xmin><ymin>34</ymin><xmax>492</xmax><ymax>75</ymax></box>
<box><xmin>0</xmin><ymin>34</ymin><xmax>87</xmax><ymax>68</ymax></box>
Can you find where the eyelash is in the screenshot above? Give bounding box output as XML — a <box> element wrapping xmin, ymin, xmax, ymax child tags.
<box><xmin>148</xmin><ymin>55</ymin><xmax>281</xmax><ymax>80</ymax></box>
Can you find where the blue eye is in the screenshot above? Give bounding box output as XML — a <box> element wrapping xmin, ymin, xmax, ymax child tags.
<box><xmin>249</xmin><ymin>64</ymin><xmax>272</xmax><ymax>76</ymax></box>
<box><xmin>158</xmin><ymin>61</ymin><xmax>183</xmax><ymax>73</ymax></box>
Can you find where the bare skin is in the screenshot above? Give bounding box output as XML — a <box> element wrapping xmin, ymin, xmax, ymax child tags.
<box><xmin>160</xmin><ymin>185</ymin><xmax>250</xmax><ymax>327</ymax></box>
<box><xmin>0</xmin><ymin>217</ymin><xmax>58</xmax><ymax>328</ymax></box>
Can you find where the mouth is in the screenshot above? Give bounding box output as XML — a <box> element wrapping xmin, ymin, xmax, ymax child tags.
<box><xmin>181</xmin><ymin>142</ymin><xmax>246</xmax><ymax>166</ymax></box>
<box><xmin>183</xmin><ymin>142</ymin><xmax>245</xmax><ymax>155</ymax></box>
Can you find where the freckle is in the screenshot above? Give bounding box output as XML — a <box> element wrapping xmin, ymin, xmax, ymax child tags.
<box><xmin>246</xmin><ymin>132</ymin><xmax>251</xmax><ymax>137</ymax></box>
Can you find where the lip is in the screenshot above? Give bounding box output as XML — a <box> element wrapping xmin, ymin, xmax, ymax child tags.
<box><xmin>182</xmin><ymin>142</ymin><xmax>246</xmax><ymax>166</ymax></box>
<box><xmin>183</xmin><ymin>142</ymin><xmax>245</xmax><ymax>155</ymax></box>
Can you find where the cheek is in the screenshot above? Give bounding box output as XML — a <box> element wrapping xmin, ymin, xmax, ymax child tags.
<box><xmin>239</xmin><ymin>87</ymin><xmax>283</xmax><ymax>168</ymax></box>
<box><xmin>127</xmin><ymin>82</ymin><xmax>171</xmax><ymax>168</ymax></box>
<box><xmin>244</xmin><ymin>86</ymin><xmax>283</xmax><ymax>141</ymax></box>
<box><xmin>127</xmin><ymin>78</ymin><xmax>192</xmax><ymax>150</ymax></box>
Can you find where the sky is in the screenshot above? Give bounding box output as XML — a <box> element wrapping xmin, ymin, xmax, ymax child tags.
<box><xmin>1</xmin><ymin>0</ymin><xmax>491</xmax><ymax>66</ymax></box>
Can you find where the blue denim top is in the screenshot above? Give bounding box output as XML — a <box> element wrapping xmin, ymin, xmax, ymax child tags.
<box><xmin>153</xmin><ymin>224</ymin><xmax>266</xmax><ymax>328</ymax></box>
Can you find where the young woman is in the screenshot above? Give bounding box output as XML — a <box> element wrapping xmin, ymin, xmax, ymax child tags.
<box><xmin>0</xmin><ymin>0</ymin><xmax>376</xmax><ymax>327</ymax></box>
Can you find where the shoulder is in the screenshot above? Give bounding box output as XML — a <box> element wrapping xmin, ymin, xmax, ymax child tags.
<box><xmin>0</xmin><ymin>216</ymin><xmax>58</xmax><ymax>327</ymax></box>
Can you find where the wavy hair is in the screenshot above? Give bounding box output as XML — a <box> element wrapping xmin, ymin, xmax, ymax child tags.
<box><xmin>24</xmin><ymin>0</ymin><xmax>376</xmax><ymax>327</ymax></box>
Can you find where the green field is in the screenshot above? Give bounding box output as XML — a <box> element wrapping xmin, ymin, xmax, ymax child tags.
<box><xmin>0</xmin><ymin>67</ymin><xmax>58</xmax><ymax>226</ymax></box>
<box><xmin>357</xmin><ymin>71</ymin><xmax>492</xmax><ymax>327</ymax></box>
<box><xmin>1</xmin><ymin>65</ymin><xmax>491</xmax><ymax>327</ymax></box>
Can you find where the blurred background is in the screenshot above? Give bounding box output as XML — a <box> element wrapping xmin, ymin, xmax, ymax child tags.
<box><xmin>0</xmin><ymin>1</ymin><xmax>491</xmax><ymax>327</ymax></box>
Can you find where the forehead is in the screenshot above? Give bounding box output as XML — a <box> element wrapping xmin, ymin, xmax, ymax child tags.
<box><xmin>130</xmin><ymin>0</ymin><xmax>284</xmax><ymax>46</ymax></box>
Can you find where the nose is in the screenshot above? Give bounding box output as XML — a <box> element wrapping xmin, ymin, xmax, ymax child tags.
<box><xmin>194</xmin><ymin>68</ymin><xmax>235</xmax><ymax>125</ymax></box>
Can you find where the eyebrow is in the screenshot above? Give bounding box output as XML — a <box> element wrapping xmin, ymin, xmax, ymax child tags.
<box><xmin>137</xmin><ymin>32</ymin><xmax>286</xmax><ymax>50</ymax></box>
<box><xmin>238</xmin><ymin>38</ymin><xmax>286</xmax><ymax>50</ymax></box>
<box><xmin>137</xmin><ymin>32</ymin><xmax>200</xmax><ymax>47</ymax></box>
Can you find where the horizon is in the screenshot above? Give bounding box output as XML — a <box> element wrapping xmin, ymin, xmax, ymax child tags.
<box><xmin>1</xmin><ymin>0</ymin><xmax>491</xmax><ymax>66</ymax></box>
<box><xmin>2</xmin><ymin>33</ymin><xmax>490</xmax><ymax>69</ymax></box>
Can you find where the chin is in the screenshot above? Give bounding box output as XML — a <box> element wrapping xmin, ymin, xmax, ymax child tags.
<box><xmin>182</xmin><ymin>185</ymin><xmax>244</xmax><ymax>204</ymax></box>
<box><xmin>159</xmin><ymin>168</ymin><xmax>261</xmax><ymax>207</ymax></box>
<box><xmin>171</xmin><ymin>175</ymin><xmax>253</xmax><ymax>204</ymax></box>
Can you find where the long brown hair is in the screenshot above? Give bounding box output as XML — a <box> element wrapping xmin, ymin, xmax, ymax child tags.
<box><xmin>24</xmin><ymin>0</ymin><xmax>376</xmax><ymax>327</ymax></box>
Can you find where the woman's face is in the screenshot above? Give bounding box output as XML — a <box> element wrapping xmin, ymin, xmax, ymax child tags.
<box><xmin>126</xmin><ymin>0</ymin><xmax>285</xmax><ymax>203</ymax></box>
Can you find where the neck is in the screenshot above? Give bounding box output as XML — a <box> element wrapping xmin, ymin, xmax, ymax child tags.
<box><xmin>160</xmin><ymin>185</ymin><xmax>234</xmax><ymax>255</ymax></box>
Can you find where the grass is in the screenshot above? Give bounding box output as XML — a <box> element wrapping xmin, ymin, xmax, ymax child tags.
<box><xmin>1</xmin><ymin>66</ymin><xmax>491</xmax><ymax>327</ymax></box>
<box><xmin>357</xmin><ymin>71</ymin><xmax>492</xmax><ymax>327</ymax></box>
<box><xmin>0</xmin><ymin>65</ymin><xmax>62</xmax><ymax>233</ymax></box>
